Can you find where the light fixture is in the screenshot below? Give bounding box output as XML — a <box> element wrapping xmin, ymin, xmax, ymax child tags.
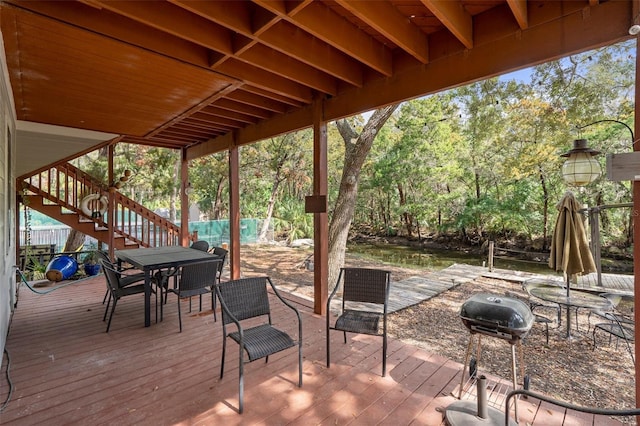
<box><xmin>184</xmin><ymin>182</ymin><xmax>193</xmax><ymax>196</ymax></box>
<box><xmin>110</xmin><ymin>169</ymin><xmax>133</xmax><ymax>190</ymax></box>
<box><xmin>560</xmin><ymin>139</ymin><xmax>601</xmax><ymax>187</ymax></box>
<box><xmin>630</xmin><ymin>24</ymin><xmax>640</xmax><ymax>35</ymax></box>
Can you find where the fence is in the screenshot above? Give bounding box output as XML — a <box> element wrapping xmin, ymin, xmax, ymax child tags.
<box><xmin>189</xmin><ymin>218</ymin><xmax>270</xmax><ymax>247</ymax></box>
<box><xmin>19</xmin><ymin>219</ymin><xmax>271</xmax><ymax>253</ymax></box>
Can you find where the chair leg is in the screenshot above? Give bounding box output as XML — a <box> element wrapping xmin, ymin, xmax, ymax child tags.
<box><xmin>212</xmin><ymin>292</ymin><xmax>217</xmax><ymax>322</ymax></box>
<box><xmin>103</xmin><ymin>295</ymin><xmax>112</xmax><ymax>321</ymax></box>
<box><xmin>326</xmin><ymin>327</ymin><xmax>331</xmax><ymax>368</ymax></box>
<box><xmin>343</xmin><ymin>331</ymin><xmax>347</xmax><ymax>344</ymax></box>
<box><xmin>102</xmin><ymin>289</ymin><xmax>109</xmax><ymax>304</ymax></box>
<box><xmin>238</xmin><ymin>344</ymin><xmax>244</xmax><ymax>414</ymax></box>
<box><xmin>220</xmin><ymin>336</ymin><xmax>227</xmax><ymax>379</ymax></box>
<box><xmin>298</xmin><ymin>343</ymin><xmax>303</xmax><ymax>387</ymax></box>
<box><xmin>178</xmin><ymin>297</ymin><xmax>183</xmax><ymax>332</ymax></box>
<box><xmin>106</xmin><ymin>298</ymin><xmax>118</xmax><ymax>333</ymax></box>
<box><xmin>382</xmin><ymin>334</ymin><xmax>387</xmax><ymax>377</ymax></box>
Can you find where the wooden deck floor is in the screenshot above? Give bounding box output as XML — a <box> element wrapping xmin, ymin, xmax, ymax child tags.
<box><xmin>0</xmin><ymin>274</ymin><xmax>627</xmax><ymax>425</ymax></box>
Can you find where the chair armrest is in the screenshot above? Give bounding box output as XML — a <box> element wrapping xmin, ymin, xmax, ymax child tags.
<box><xmin>214</xmin><ymin>286</ymin><xmax>244</xmax><ymax>338</ymax></box>
<box><xmin>266</xmin><ymin>277</ymin><xmax>302</xmax><ymax>339</ymax></box>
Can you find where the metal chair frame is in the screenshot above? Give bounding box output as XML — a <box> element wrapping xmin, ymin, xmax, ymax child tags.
<box><xmin>326</xmin><ymin>267</ymin><xmax>391</xmax><ymax>376</ymax></box>
<box><xmin>216</xmin><ymin>276</ymin><xmax>302</xmax><ymax>414</ymax></box>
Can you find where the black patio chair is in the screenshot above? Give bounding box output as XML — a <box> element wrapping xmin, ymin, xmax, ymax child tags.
<box><xmin>164</xmin><ymin>258</ymin><xmax>221</xmax><ymax>332</ymax></box>
<box><xmin>216</xmin><ymin>276</ymin><xmax>302</xmax><ymax>414</ymax></box>
<box><xmin>326</xmin><ymin>267</ymin><xmax>391</xmax><ymax>376</ymax></box>
<box><xmin>101</xmin><ymin>258</ymin><xmax>149</xmax><ymax>332</ymax></box>
<box><xmin>154</xmin><ymin>240</ymin><xmax>211</xmax><ymax>306</ymax></box>
<box><xmin>190</xmin><ymin>240</ymin><xmax>210</xmax><ymax>252</ymax></box>
<box><xmin>523</xmin><ymin>280</ymin><xmax>562</xmax><ymax>325</ymax></box>
<box><xmin>98</xmin><ymin>251</ymin><xmax>146</xmax><ymax>305</ymax></box>
<box><xmin>592</xmin><ymin>294</ymin><xmax>635</xmax><ymax>363</ymax></box>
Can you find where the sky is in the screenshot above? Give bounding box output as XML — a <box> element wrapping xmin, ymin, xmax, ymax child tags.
<box><xmin>499</xmin><ymin>67</ymin><xmax>534</xmax><ymax>83</ymax></box>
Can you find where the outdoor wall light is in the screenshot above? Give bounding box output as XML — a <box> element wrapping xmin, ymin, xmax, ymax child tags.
<box><xmin>560</xmin><ymin>139</ymin><xmax>601</xmax><ymax>187</ymax></box>
<box><xmin>111</xmin><ymin>169</ymin><xmax>133</xmax><ymax>189</ymax></box>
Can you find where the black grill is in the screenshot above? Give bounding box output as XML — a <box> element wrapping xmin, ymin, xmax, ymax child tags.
<box><xmin>460</xmin><ymin>293</ymin><xmax>534</xmax><ymax>343</ymax></box>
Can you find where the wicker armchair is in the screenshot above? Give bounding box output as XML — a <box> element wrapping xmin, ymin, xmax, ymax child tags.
<box><xmin>165</xmin><ymin>258</ymin><xmax>221</xmax><ymax>332</ymax></box>
<box><xmin>153</xmin><ymin>240</ymin><xmax>211</xmax><ymax>306</ymax></box>
<box><xmin>98</xmin><ymin>250</ymin><xmax>145</xmax><ymax>305</ymax></box>
<box><xmin>100</xmin><ymin>259</ymin><xmax>148</xmax><ymax>332</ymax></box>
<box><xmin>216</xmin><ymin>276</ymin><xmax>302</xmax><ymax>414</ymax></box>
<box><xmin>326</xmin><ymin>267</ymin><xmax>391</xmax><ymax>376</ymax></box>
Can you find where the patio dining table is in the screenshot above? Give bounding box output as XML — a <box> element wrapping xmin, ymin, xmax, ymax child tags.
<box><xmin>115</xmin><ymin>245</ymin><xmax>218</xmax><ymax>327</ymax></box>
<box><xmin>528</xmin><ymin>285</ymin><xmax>612</xmax><ymax>338</ymax></box>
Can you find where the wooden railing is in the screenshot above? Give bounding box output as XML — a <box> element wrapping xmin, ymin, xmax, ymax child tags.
<box><xmin>21</xmin><ymin>162</ymin><xmax>180</xmax><ymax>248</ymax></box>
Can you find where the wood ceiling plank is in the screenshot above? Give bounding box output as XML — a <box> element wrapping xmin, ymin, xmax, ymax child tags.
<box><xmin>227</xmin><ymin>90</ymin><xmax>289</xmax><ymax>114</ymax></box>
<box><xmin>212</xmin><ymin>99</ymin><xmax>272</xmax><ymax>120</ymax></box>
<box><xmin>2</xmin><ymin>6</ymin><xmax>234</xmax><ymax>135</ymax></box>
<box><xmin>216</xmin><ymin>59</ymin><xmax>312</xmax><ymax>103</ymax></box>
<box><xmin>254</xmin><ymin>0</ymin><xmax>393</xmax><ymax>76</ymax></box>
<box><xmin>8</xmin><ymin>1</ymin><xmax>211</xmax><ymax>68</ymax></box>
<box><xmin>421</xmin><ymin>0</ymin><xmax>473</xmax><ymax>49</ymax></box>
<box><xmin>335</xmin><ymin>0</ymin><xmax>429</xmax><ymax>63</ymax></box>
<box><xmin>240</xmin><ymin>86</ymin><xmax>304</xmax><ymax>108</ymax></box>
<box><xmin>199</xmin><ymin>106</ymin><xmax>259</xmax><ymax>125</ymax></box>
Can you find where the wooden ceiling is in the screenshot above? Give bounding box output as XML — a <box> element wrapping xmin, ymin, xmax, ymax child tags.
<box><xmin>1</xmin><ymin>0</ymin><xmax>635</xmax><ymax>166</ymax></box>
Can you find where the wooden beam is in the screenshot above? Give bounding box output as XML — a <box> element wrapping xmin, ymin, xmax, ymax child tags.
<box><xmin>336</xmin><ymin>0</ymin><xmax>429</xmax><ymax>63</ymax></box>
<box><xmin>421</xmin><ymin>0</ymin><xmax>473</xmax><ymax>49</ymax></box>
<box><xmin>324</xmin><ymin>0</ymin><xmax>632</xmax><ymax>122</ymax></box>
<box><xmin>254</xmin><ymin>0</ymin><xmax>393</xmax><ymax>76</ymax></box>
<box><xmin>172</xmin><ymin>0</ymin><xmax>363</xmax><ymax>87</ymax></box>
<box><xmin>506</xmin><ymin>0</ymin><xmax>528</xmax><ymax>29</ymax></box>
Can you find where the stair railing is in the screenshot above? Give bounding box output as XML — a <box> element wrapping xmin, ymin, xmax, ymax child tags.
<box><xmin>21</xmin><ymin>163</ymin><xmax>180</xmax><ymax>248</ymax></box>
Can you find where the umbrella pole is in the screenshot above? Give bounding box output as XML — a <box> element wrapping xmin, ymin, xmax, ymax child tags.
<box><xmin>565</xmin><ymin>274</ymin><xmax>572</xmax><ymax>339</ymax></box>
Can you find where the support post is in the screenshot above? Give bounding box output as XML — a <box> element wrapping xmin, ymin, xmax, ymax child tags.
<box><xmin>312</xmin><ymin>98</ymin><xmax>328</xmax><ymax>315</ymax></box>
<box><xmin>229</xmin><ymin>145</ymin><xmax>241</xmax><ymax>279</ymax></box>
<box><xmin>107</xmin><ymin>144</ymin><xmax>115</xmax><ymax>259</ymax></box>
<box><xmin>180</xmin><ymin>148</ymin><xmax>189</xmax><ymax>246</ymax></box>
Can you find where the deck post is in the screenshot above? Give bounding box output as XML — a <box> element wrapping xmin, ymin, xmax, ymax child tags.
<box><xmin>312</xmin><ymin>97</ymin><xmax>328</xmax><ymax>315</ymax></box>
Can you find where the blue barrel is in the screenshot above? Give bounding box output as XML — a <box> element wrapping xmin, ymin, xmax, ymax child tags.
<box><xmin>45</xmin><ymin>256</ymin><xmax>78</xmax><ymax>282</ymax></box>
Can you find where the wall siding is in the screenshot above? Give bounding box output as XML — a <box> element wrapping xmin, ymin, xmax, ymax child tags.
<box><xmin>0</xmin><ymin>28</ymin><xmax>17</xmax><ymax>356</ymax></box>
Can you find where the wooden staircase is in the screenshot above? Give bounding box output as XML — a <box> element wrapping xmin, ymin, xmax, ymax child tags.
<box><xmin>20</xmin><ymin>163</ymin><xmax>181</xmax><ymax>250</ymax></box>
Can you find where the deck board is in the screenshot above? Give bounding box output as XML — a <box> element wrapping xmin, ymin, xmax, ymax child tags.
<box><xmin>0</xmin><ymin>273</ymin><xmax>627</xmax><ymax>425</ymax></box>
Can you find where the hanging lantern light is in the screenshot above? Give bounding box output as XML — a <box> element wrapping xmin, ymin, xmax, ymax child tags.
<box><xmin>560</xmin><ymin>139</ymin><xmax>601</xmax><ymax>187</ymax></box>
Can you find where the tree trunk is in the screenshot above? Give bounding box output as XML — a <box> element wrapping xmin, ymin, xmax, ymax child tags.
<box><xmin>212</xmin><ymin>178</ymin><xmax>226</xmax><ymax>220</ymax></box>
<box><xmin>538</xmin><ymin>166</ymin><xmax>549</xmax><ymax>251</ymax></box>
<box><xmin>63</xmin><ymin>229</ymin><xmax>85</xmax><ymax>252</ymax></box>
<box><xmin>258</xmin><ymin>173</ymin><xmax>283</xmax><ymax>242</ymax></box>
<box><xmin>397</xmin><ymin>182</ymin><xmax>414</xmax><ymax>237</ymax></box>
<box><xmin>327</xmin><ymin>104</ymin><xmax>399</xmax><ymax>288</ymax></box>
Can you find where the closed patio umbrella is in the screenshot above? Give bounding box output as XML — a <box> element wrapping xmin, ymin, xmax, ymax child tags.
<box><xmin>548</xmin><ymin>190</ymin><xmax>597</xmax><ymax>337</ymax></box>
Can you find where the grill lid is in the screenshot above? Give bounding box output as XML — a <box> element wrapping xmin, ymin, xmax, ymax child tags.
<box><xmin>460</xmin><ymin>293</ymin><xmax>534</xmax><ymax>339</ymax></box>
